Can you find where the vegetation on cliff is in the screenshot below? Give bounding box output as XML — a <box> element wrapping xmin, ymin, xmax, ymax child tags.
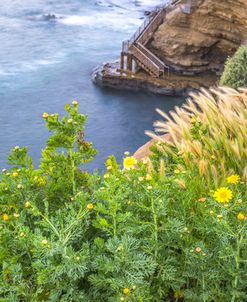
<box><xmin>220</xmin><ymin>46</ymin><xmax>247</xmax><ymax>88</ymax></box>
<box><xmin>0</xmin><ymin>90</ymin><xmax>246</xmax><ymax>301</ymax></box>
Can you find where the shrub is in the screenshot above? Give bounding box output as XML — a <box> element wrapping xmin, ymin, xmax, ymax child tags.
<box><xmin>0</xmin><ymin>93</ymin><xmax>246</xmax><ymax>301</ymax></box>
<box><xmin>220</xmin><ymin>46</ymin><xmax>247</xmax><ymax>88</ymax></box>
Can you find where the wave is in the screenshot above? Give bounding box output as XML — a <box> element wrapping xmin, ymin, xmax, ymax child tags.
<box><xmin>96</xmin><ymin>0</ymin><xmax>166</xmax><ymax>10</ymax></box>
<box><xmin>59</xmin><ymin>12</ymin><xmax>141</xmax><ymax>32</ymax></box>
<box><xmin>0</xmin><ymin>57</ymin><xmax>63</xmax><ymax>78</ymax></box>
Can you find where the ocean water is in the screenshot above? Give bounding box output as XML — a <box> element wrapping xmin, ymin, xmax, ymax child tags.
<box><xmin>0</xmin><ymin>0</ymin><xmax>184</xmax><ymax>170</ymax></box>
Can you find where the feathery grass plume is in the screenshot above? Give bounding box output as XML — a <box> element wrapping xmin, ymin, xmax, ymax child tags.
<box><xmin>147</xmin><ymin>87</ymin><xmax>247</xmax><ymax>185</ymax></box>
<box><xmin>159</xmin><ymin>158</ymin><xmax>166</xmax><ymax>177</ymax></box>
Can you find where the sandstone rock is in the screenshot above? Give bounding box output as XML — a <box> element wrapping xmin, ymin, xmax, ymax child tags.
<box><xmin>150</xmin><ymin>0</ymin><xmax>247</xmax><ymax>74</ymax></box>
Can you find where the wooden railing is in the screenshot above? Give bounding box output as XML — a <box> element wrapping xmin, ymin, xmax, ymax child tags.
<box><xmin>137</xmin><ymin>8</ymin><xmax>165</xmax><ymax>46</ymax></box>
<box><xmin>130</xmin><ymin>45</ymin><xmax>161</xmax><ymax>77</ymax></box>
<box><xmin>122</xmin><ymin>7</ymin><xmax>165</xmax><ymax>53</ymax></box>
<box><xmin>121</xmin><ymin>0</ymin><xmax>180</xmax><ymax>77</ymax></box>
<box><xmin>136</xmin><ymin>42</ymin><xmax>167</xmax><ymax>70</ymax></box>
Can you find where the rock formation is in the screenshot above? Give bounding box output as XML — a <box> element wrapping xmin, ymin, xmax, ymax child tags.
<box><xmin>150</xmin><ymin>0</ymin><xmax>247</xmax><ymax>75</ymax></box>
<box><xmin>92</xmin><ymin>0</ymin><xmax>247</xmax><ymax>95</ymax></box>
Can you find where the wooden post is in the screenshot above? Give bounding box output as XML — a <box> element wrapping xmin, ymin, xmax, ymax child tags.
<box><xmin>127</xmin><ymin>54</ymin><xmax>133</xmax><ymax>72</ymax></box>
<box><xmin>120</xmin><ymin>52</ymin><xmax>125</xmax><ymax>70</ymax></box>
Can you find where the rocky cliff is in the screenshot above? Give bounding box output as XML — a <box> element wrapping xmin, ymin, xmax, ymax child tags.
<box><xmin>150</xmin><ymin>0</ymin><xmax>247</xmax><ymax>75</ymax></box>
<box><xmin>92</xmin><ymin>0</ymin><xmax>247</xmax><ymax>95</ymax></box>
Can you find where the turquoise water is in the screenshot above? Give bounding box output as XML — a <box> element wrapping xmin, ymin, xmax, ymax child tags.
<box><xmin>0</xmin><ymin>0</ymin><xmax>183</xmax><ymax>170</ymax></box>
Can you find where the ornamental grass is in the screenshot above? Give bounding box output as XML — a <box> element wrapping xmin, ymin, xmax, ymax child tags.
<box><xmin>146</xmin><ymin>87</ymin><xmax>247</xmax><ymax>187</ymax></box>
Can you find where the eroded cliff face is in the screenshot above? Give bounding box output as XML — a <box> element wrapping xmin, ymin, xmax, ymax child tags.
<box><xmin>150</xmin><ymin>0</ymin><xmax>247</xmax><ymax>74</ymax></box>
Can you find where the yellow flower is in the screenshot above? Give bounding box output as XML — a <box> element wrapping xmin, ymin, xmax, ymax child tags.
<box><xmin>217</xmin><ymin>214</ymin><xmax>223</xmax><ymax>220</ymax></box>
<box><xmin>237</xmin><ymin>212</ymin><xmax>245</xmax><ymax>221</ymax></box>
<box><xmin>147</xmin><ymin>185</ymin><xmax>152</xmax><ymax>190</ymax></box>
<box><xmin>123</xmin><ymin>288</ymin><xmax>130</xmax><ymax>295</ymax></box>
<box><xmin>2</xmin><ymin>214</ymin><xmax>9</xmax><ymax>221</ymax></box>
<box><xmin>25</xmin><ymin>201</ymin><xmax>31</xmax><ymax>208</ymax></box>
<box><xmin>12</xmin><ymin>172</ymin><xmax>18</xmax><ymax>177</ymax></box>
<box><xmin>42</xmin><ymin>239</ymin><xmax>48</xmax><ymax>245</ymax></box>
<box><xmin>213</xmin><ymin>187</ymin><xmax>233</xmax><ymax>203</ymax></box>
<box><xmin>195</xmin><ymin>247</ymin><xmax>202</xmax><ymax>253</ymax></box>
<box><xmin>72</xmin><ymin>100</ymin><xmax>78</xmax><ymax>105</ymax></box>
<box><xmin>146</xmin><ymin>174</ymin><xmax>152</xmax><ymax>181</ymax></box>
<box><xmin>227</xmin><ymin>174</ymin><xmax>240</xmax><ymax>185</ymax></box>
<box><xmin>42</xmin><ymin>112</ymin><xmax>49</xmax><ymax>119</ymax></box>
<box><xmin>87</xmin><ymin>203</ymin><xmax>94</xmax><ymax>210</ymax></box>
<box><xmin>123</xmin><ymin>156</ymin><xmax>137</xmax><ymax>170</ymax></box>
<box><xmin>104</xmin><ymin>174</ymin><xmax>110</xmax><ymax>179</ymax></box>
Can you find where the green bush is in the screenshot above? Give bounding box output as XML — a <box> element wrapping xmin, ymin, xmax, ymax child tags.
<box><xmin>220</xmin><ymin>46</ymin><xmax>247</xmax><ymax>88</ymax></box>
<box><xmin>0</xmin><ymin>93</ymin><xmax>246</xmax><ymax>302</ymax></box>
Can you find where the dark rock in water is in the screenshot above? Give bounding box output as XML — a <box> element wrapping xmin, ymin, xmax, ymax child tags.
<box><xmin>27</xmin><ymin>13</ymin><xmax>63</xmax><ymax>22</ymax></box>
<box><xmin>42</xmin><ymin>14</ymin><xmax>57</xmax><ymax>21</ymax></box>
<box><xmin>144</xmin><ymin>10</ymin><xmax>151</xmax><ymax>16</ymax></box>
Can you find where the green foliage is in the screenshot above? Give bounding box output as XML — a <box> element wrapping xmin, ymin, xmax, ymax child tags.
<box><xmin>220</xmin><ymin>46</ymin><xmax>247</xmax><ymax>88</ymax></box>
<box><xmin>0</xmin><ymin>98</ymin><xmax>247</xmax><ymax>301</ymax></box>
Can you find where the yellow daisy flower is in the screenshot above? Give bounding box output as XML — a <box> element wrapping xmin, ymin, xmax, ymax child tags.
<box><xmin>213</xmin><ymin>187</ymin><xmax>233</xmax><ymax>203</ymax></box>
<box><xmin>123</xmin><ymin>156</ymin><xmax>137</xmax><ymax>170</ymax></box>
<box><xmin>42</xmin><ymin>112</ymin><xmax>49</xmax><ymax>119</ymax></box>
<box><xmin>12</xmin><ymin>172</ymin><xmax>18</xmax><ymax>177</ymax></box>
<box><xmin>87</xmin><ymin>203</ymin><xmax>94</xmax><ymax>210</ymax></box>
<box><xmin>25</xmin><ymin>201</ymin><xmax>31</xmax><ymax>208</ymax></box>
<box><xmin>227</xmin><ymin>174</ymin><xmax>240</xmax><ymax>185</ymax></box>
<box><xmin>2</xmin><ymin>214</ymin><xmax>9</xmax><ymax>221</ymax></box>
<box><xmin>237</xmin><ymin>212</ymin><xmax>245</xmax><ymax>221</ymax></box>
<box><xmin>123</xmin><ymin>288</ymin><xmax>130</xmax><ymax>295</ymax></box>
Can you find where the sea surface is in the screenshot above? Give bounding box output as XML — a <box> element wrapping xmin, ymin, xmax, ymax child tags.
<box><xmin>0</xmin><ymin>0</ymin><xmax>184</xmax><ymax>170</ymax></box>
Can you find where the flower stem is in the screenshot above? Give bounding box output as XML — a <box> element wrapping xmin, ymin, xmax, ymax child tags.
<box><xmin>112</xmin><ymin>204</ymin><xmax>117</xmax><ymax>238</ymax></box>
<box><xmin>231</xmin><ymin>235</ymin><xmax>243</xmax><ymax>302</ymax></box>
<box><xmin>151</xmin><ymin>197</ymin><xmax>158</xmax><ymax>259</ymax></box>
<box><xmin>69</xmin><ymin>148</ymin><xmax>76</xmax><ymax>195</ymax></box>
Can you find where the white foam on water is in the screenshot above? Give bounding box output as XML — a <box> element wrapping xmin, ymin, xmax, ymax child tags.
<box><xmin>60</xmin><ymin>0</ymin><xmax>169</xmax><ymax>32</ymax></box>
<box><xmin>96</xmin><ymin>0</ymin><xmax>167</xmax><ymax>10</ymax></box>
<box><xmin>0</xmin><ymin>57</ymin><xmax>63</xmax><ymax>78</ymax></box>
<box><xmin>59</xmin><ymin>11</ymin><xmax>141</xmax><ymax>32</ymax></box>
